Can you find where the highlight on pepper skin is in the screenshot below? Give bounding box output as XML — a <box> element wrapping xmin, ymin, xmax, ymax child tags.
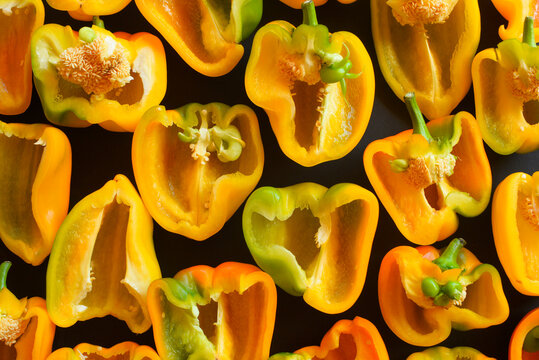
<box><xmin>132</xmin><ymin>103</ymin><xmax>264</xmax><ymax>241</ymax></box>
<box><xmin>242</xmin><ymin>182</ymin><xmax>379</xmax><ymax>314</ymax></box>
<box><xmin>493</xmin><ymin>171</ymin><xmax>539</xmax><ymax>296</ymax></box>
<box><xmin>472</xmin><ymin>17</ymin><xmax>539</xmax><ymax>155</ymax></box>
<box><xmin>378</xmin><ymin>238</ymin><xmax>509</xmax><ymax>346</ymax></box>
<box><xmin>269</xmin><ymin>317</ymin><xmax>389</xmax><ymax>360</ymax></box>
<box><xmin>46</xmin><ymin>174</ymin><xmax>161</xmax><ymax>334</ymax></box>
<box><xmin>0</xmin><ymin>120</ymin><xmax>72</xmax><ymax>266</ymax></box>
<box><xmin>30</xmin><ymin>17</ymin><xmax>167</xmax><ymax>132</ymax></box>
<box><xmin>510</xmin><ymin>307</ymin><xmax>539</xmax><ymax>360</ymax></box>
<box><xmin>363</xmin><ymin>93</ymin><xmax>492</xmax><ymax>245</ymax></box>
<box><xmin>407</xmin><ymin>346</ymin><xmax>496</xmax><ymax>359</ymax></box>
<box><xmin>0</xmin><ymin>0</ymin><xmax>44</xmax><ymax>115</ymax></box>
<box><xmin>245</xmin><ymin>0</ymin><xmax>375</xmax><ymax>167</ymax></box>
<box><xmin>0</xmin><ymin>261</ymin><xmax>56</xmax><ymax>360</ymax></box>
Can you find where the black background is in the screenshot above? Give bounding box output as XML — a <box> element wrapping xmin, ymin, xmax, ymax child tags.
<box><xmin>1</xmin><ymin>0</ymin><xmax>538</xmax><ymax>358</ymax></box>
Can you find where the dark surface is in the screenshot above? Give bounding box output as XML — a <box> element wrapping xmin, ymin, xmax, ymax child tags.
<box><xmin>1</xmin><ymin>0</ymin><xmax>538</xmax><ymax>358</ymax></box>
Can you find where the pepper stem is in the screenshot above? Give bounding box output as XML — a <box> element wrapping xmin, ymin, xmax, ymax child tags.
<box><xmin>404</xmin><ymin>92</ymin><xmax>433</xmax><ymax>142</ymax></box>
<box><xmin>523</xmin><ymin>16</ymin><xmax>536</xmax><ymax>47</ymax></box>
<box><xmin>0</xmin><ymin>261</ymin><xmax>12</xmax><ymax>291</ymax></box>
<box><xmin>93</xmin><ymin>16</ymin><xmax>105</xmax><ymax>29</ymax></box>
<box><xmin>302</xmin><ymin>0</ymin><xmax>318</xmax><ymax>26</ymax></box>
<box><xmin>432</xmin><ymin>238</ymin><xmax>466</xmax><ymax>271</ymax></box>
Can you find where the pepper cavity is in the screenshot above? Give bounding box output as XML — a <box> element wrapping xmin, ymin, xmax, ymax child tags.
<box><xmin>56</xmin><ymin>26</ymin><xmax>133</xmax><ymax>96</ymax></box>
<box><xmin>177</xmin><ymin>109</ymin><xmax>245</xmax><ymax>164</ymax></box>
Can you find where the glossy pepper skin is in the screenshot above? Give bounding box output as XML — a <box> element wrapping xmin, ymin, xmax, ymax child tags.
<box><xmin>0</xmin><ymin>261</ymin><xmax>55</xmax><ymax>360</ymax></box>
<box><xmin>0</xmin><ymin>0</ymin><xmax>44</xmax><ymax>115</ymax></box>
<box><xmin>45</xmin><ymin>0</ymin><xmax>131</xmax><ymax>21</ymax></box>
<box><xmin>31</xmin><ymin>22</ymin><xmax>167</xmax><ymax>132</ymax></box>
<box><xmin>510</xmin><ymin>307</ymin><xmax>539</xmax><ymax>360</ymax></box>
<box><xmin>492</xmin><ymin>172</ymin><xmax>539</xmax><ymax>295</ymax></box>
<box><xmin>379</xmin><ymin>238</ymin><xmax>509</xmax><ymax>346</ymax></box>
<box><xmin>491</xmin><ymin>0</ymin><xmax>539</xmax><ymax>41</ymax></box>
<box><xmin>132</xmin><ymin>103</ymin><xmax>264</xmax><ymax>241</ymax></box>
<box><xmin>407</xmin><ymin>347</ymin><xmax>495</xmax><ymax>359</ymax></box>
<box><xmin>243</xmin><ymin>182</ymin><xmax>378</xmax><ymax>313</ymax></box>
<box><xmin>245</xmin><ymin>1</ymin><xmax>375</xmax><ymax>167</ymax></box>
<box><xmin>47</xmin><ymin>342</ymin><xmax>160</xmax><ymax>360</ymax></box>
<box><xmin>472</xmin><ymin>17</ymin><xmax>539</xmax><ymax>155</ymax></box>
<box><xmin>371</xmin><ymin>0</ymin><xmax>480</xmax><ymax>120</ymax></box>
<box><xmin>46</xmin><ymin>174</ymin><xmax>161</xmax><ymax>334</ymax></box>
<box><xmin>363</xmin><ymin>93</ymin><xmax>491</xmax><ymax>245</ymax></box>
<box><xmin>280</xmin><ymin>0</ymin><xmax>356</xmax><ymax>8</ymax></box>
<box><xmin>147</xmin><ymin>262</ymin><xmax>277</xmax><ymax>360</ymax></box>
<box><xmin>0</xmin><ymin>120</ymin><xmax>71</xmax><ymax>266</ymax></box>
<box><xmin>269</xmin><ymin>317</ymin><xmax>389</xmax><ymax>360</ymax></box>
<box><xmin>135</xmin><ymin>0</ymin><xmax>262</xmax><ymax>77</ymax></box>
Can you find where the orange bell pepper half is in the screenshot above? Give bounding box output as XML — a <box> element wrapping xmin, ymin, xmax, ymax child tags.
<box><xmin>0</xmin><ymin>0</ymin><xmax>44</xmax><ymax>115</ymax></box>
<box><xmin>491</xmin><ymin>0</ymin><xmax>539</xmax><ymax>41</ymax></box>
<box><xmin>147</xmin><ymin>262</ymin><xmax>277</xmax><ymax>360</ymax></box>
<box><xmin>134</xmin><ymin>0</ymin><xmax>262</xmax><ymax>77</ymax></box>
<box><xmin>269</xmin><ymin>317</ymin><xmax>389</xmax><ymax>360</ymax></box>
<box><xmin>245</xmin><ymin>1</ymin><xmax>375</xmax><ymax>167</ymax></box>
<box><xmin>132</xmin><ymin>103</ymin><xmax>264</xmax><ymax>241</ymax></box>
<box><xmin>378</xmin><ymin>238</ymin><xmax>509</xmax><ymax>346</ymax></box>
<box><xmin>0</xmin><ymin>120</ymin><xmax>71</xmax><ymax>266</ymax></box>
<box><xmin>363</xmin><ymin>93</ymin><xmax>491</xmax><ymax>245</ymax></box>
<box><xmin>493</xmin><ymin>171</ymin><xmax>539</xmax><ymax>296</ymax></box>
<box><xmin>46</xmin><ymin>174</ymin><xmax>161</xmax><ymax>334</ymax></box>
<box><xmin>0</xmin><ymin>261</ymin><xmax>55</xmax><ymax>360</ymax></box>
<box><xmin>510</xmin><ymin>307</ymin><xmax>539</xmax><ymax>360</ymax></box>
<box><xmin>47</xmin><ymin>342</ymin><xmax>160</xmax><ymax>360</ymax></box>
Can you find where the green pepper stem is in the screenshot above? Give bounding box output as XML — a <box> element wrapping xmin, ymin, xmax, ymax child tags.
<box><xmin>523</xmin><ymin>16</ymin><xmax>536</xmax><ymax>47</ymax></box>
<box><xmin>93</xmin><ymin>16</ymin><xmax>105</xmax><ymax>29</ymax></box>
<box><xmin>404</xmin><ymin>92</ymin><xmax>433</xmax><ymax>142</ymax></box>
<box><xmin>0</xmin><ymin>261</ymin><xmax>12</xmax><ymax>291</ymax></box>
<box><xmin>302</xmin><ymin>1</ymin><xmax>318</xmax><ymax>26</ymax></box>
<box><xmin>432</xmin><ymin>238</ymin><xmax>466</xmax><ymax>271</ymax></box>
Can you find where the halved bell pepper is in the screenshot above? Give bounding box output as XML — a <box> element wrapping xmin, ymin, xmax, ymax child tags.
<box><xmin>132</xmin><ymin>103</ymin><xmax>264</xmax><ymax>241</ymax></box>
<box><xmin>45</xmin><ymin>0</ymin><xmax>131</xmax><ymax>21</ymax></box>
<box><xmin>363</xmin><ymin>93</ymin><xmax>491</xmax><ymax>245</ymax></box>
<box><xmin>407</xmin><ymin>347</ymin><xmax>495</xmax><ymax>359</ymax></box>
<box><xmin>0</xmin><ymin>261</ymin><xmax>55</xmax><ymax>360</ymax></box>
<box><xmin>492</xmin><ymin>171</ymin><xmax>539</xmax><ymax>295</ymax></box>
<box><xmin>242</xmin><ymin>182</ymin><xmax>379</xmax><ymax>314</ymax></box>
<box><xmin>0</xmin><ymin>120</ymin><xmax>71</xmax><ymax>265</ymax></box>
<box><xmin>269</xmin><ymin>317</ymin><xmax>389</xmax><ymax>360</ymax></box>
<box><xmin>491</xmin><ymin>0</ymin><xmax>539</xmax><ymax>41</ymax></box>
<box><xmin>510</xmin><ymin>307</ymin><xmax>539</xmax><ymax>360</ymax></box>
<box><xmin>279</xmin><ymin>0</ymin><xmax>356</xmax><ymax>9</ymax></box>
<box><xmin>245</xmin><ymin>1</ymin><xmax>375</xmax><ymax>167</ymax></box>
<box><xmin>472</xmin><ymin>17</ymin><xmax>539</xmax><ymax>155</ymax></box>
<box><xmin>31</xmin><ymin>20</ymin><xmax>167</xmax><ymax>132</ymax></box>
<box><xmin>378</xmin><ymin>238</ymin><xmax>509</xmax><ymax>346</ymax></box>
<box><xmin>46</xmin><ymin>174</ymin><xmax>161</xmax><ymax>334</ymax></box>
<box><xmin>135</xmin><ymin>0</ymin><xmax>262</xmax><ymax>77</ymax></box>
<box><xmin>0</xmin><ymin>0</ymin><xmax>44</xmax><ymax>115</ymax></box>
<box><xmin>371</xmin><ymin>0</ymin><xmax>480</xmax><ymax>120</ymax></box>
<box><xmin>47</xmin><ymin>342</ymin><xmax>160</xmax><ymax>360</ymax></box>
<box><xmin>147</xmin><ymin>262</ymin><xmax>277</xmax><ymax>360</ymax></box>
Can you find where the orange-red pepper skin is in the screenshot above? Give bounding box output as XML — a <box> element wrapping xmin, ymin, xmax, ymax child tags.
<box><xmin>364</xmin><ymin>111</ymin><xmax>491</xmax><ymax>245</ymax></box>
<box><xmin>0</xmin><ymin>0</ymin><xmax>44</xmax><ymax>115</ymax></box>
<box><xmin>378</xmin><ymin>242</ymin><xmax>509</xmax><ymax>346</ymax></box>
<box><xmin>280</xmin><ymin>0</ymin><xmax>356</xmax><ymax>8</ymax></box>
<box><xmin>407</xmin><ymin>347</ymin><xmax>496</xmax><ymax>359</ymax></box>
<box><xmin>491</xmin><ymin>0</ymin><xmax>539</xmax><ymax>41</ymax></box>
<box><xmin>493</xmin><ymin>172</ymin><xmax>539</xmax><ymax>296</ymax></box>
<box><xmin>270</xmin><ymin>317</ymin><xmax>389</xmax><ymax>360</ymax></box>
<box><xmin>0</xmin><ymin>121</ymin><xmax>71</xmax><ymax>266</ymax></box>
<box><xmin>0</xmin><ymin>262</ymin><xmax>55</xmax><ymax>360</ymax></box>
<box><xmin>147</xmin><ymin>262</ymin><xmax>277</xmax><ymax>360</ymax></box>
<box><xmin>132</xmin><ymin>103</ymin><xmax>264</xmax><ymax>241</ymax></box>
<box><xmin>46</xmin><ymin>174</ymin><xmax>161</xmax><ymax>334</ymax></box>
<box><xmin>510</xmin><ymin>307</ymin><xmax>539</xmax><ymax>360</ymax></box>
<box><xmin>47</xmin><ymin>342</ymin><xmax>160</xmax><ymax>360</ymax></box>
